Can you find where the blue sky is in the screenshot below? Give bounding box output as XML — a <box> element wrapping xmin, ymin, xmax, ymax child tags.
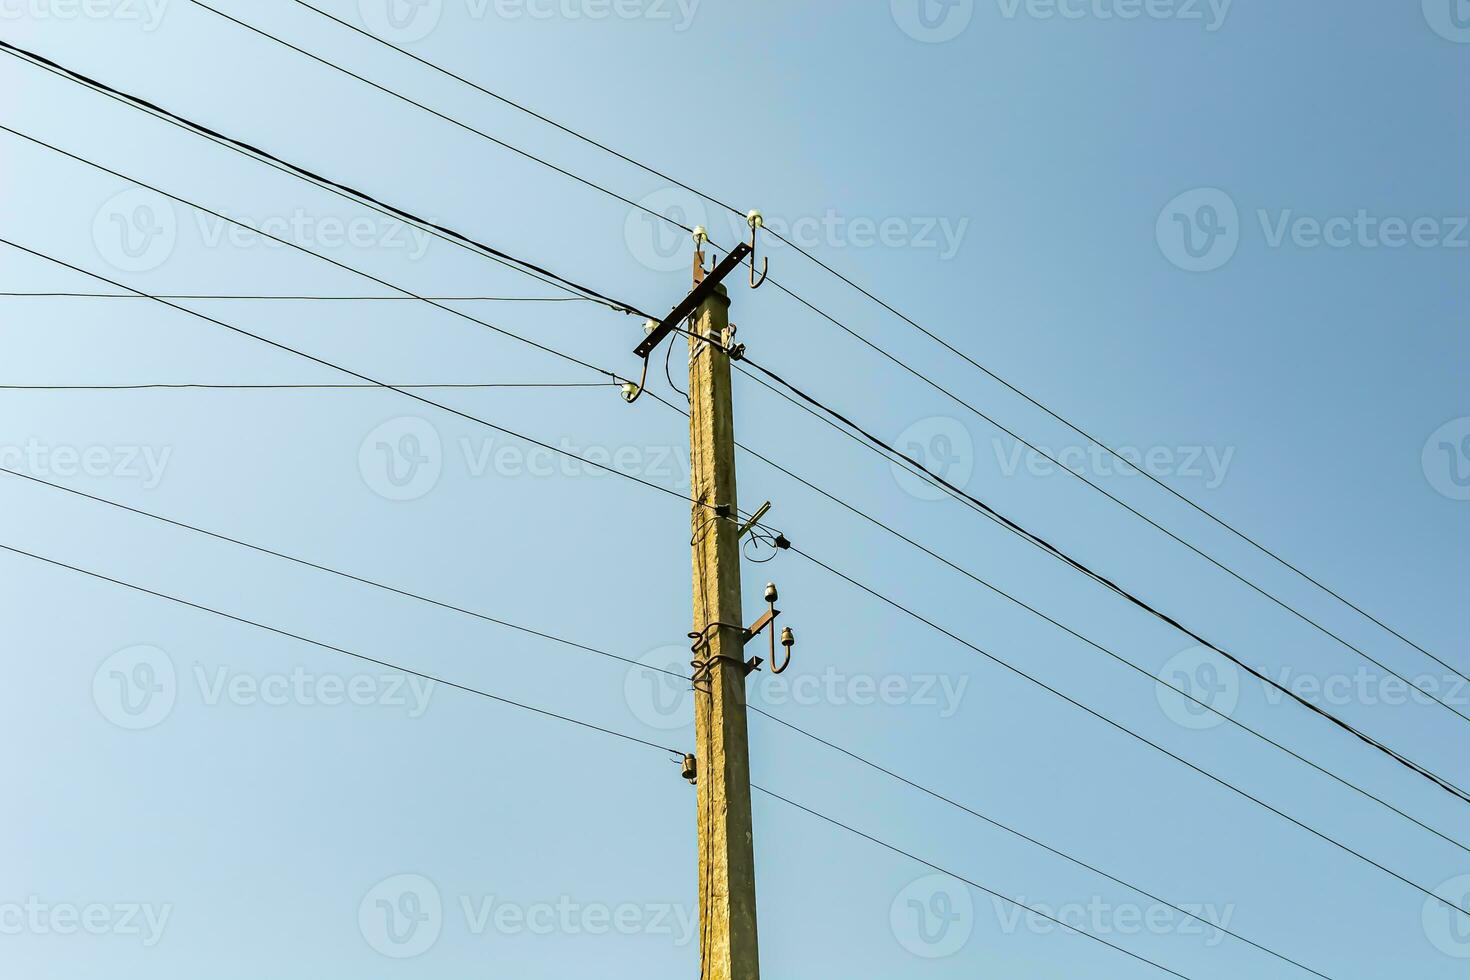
<box><xmin>2</xmin><ymin>1</ymin><xmax>1469</xmax><ymax>977</ymax></box>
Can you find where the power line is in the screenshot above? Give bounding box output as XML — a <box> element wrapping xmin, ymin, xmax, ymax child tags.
<box><xmin>278</xmin><ymin>0</ymin><xmax>1454</xmax><ymax>702</ymax></box>
<box><xmin>0</xmin><ymin>382</ymin><xmax>616</xmax><ymax>391</ymax></box>
<box><xmin>0</xmin><ymin>465</ymin><xmax>683</xmax><ymax>681</ymax></box>
<box><xmin>61</xmin><ymin>2</ymin><xmax>1444</xmax><ymax>725</ymax></box>
<box><xmin>734</xmin><ymin>353</ymin><xmax>1470</xmax><ymax>807</ymax></box>
<box><xmin>288</xmin><ymin>0</ymin><xmax>748</xmax><ymax>221</ymax></box>
<box><xmin>749</xmin><ymin>707</ymin><xmax>1333</xmax><ymax>979</ymax></box>
<box><xmin>0</xmin><ymin>540</ymin><xmax>681</xmax><ymax>756</ymax></box>
<box><xmin>0</xmin><ymin>291</ymin><xmax>591</xmax><ymax>302</ymax></box>
<box><xmin>726</xmin><ymin>413</ymin><xmax>1470</xmax><ymax>855</ymax></box>
<box><xmin>735</xmin><ymin>327</ymin><xmax>1470</xmax><ymax>731</ymax></box>
<box><xmin>185</xmin><ymin>0</ymin><xmax>693</xmax><ymax>243</ymax></box>
<box><xmin>196</xmin><ymin>0</ymin><xmax>1470</xmax><ymax>766</ymax></box>
<box><xmin>753</xmin><ymin>785</ymin><xmax>1196</xmax><ymax>980</ymax></box>
<box><xmin>0</xmin><ymin>237</ymin><xmax>703</xmax><ymax>515</ymax></box>
<box><xmin>783</xmin><ymin>542</ymin><xmax>1470</xmax><ymax>920</ymax></box>
<box><xmin>0</xmin><ymin>39</ymin><xmax>652</xmax><ymax>318</ymax></box>
<box><xmin>0</xmin><ymin>124</ymin><xmax>641</xmax><ymax>399</ymax></box>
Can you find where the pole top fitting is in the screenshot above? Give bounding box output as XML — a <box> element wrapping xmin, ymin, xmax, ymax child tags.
<box><xmin>692</xmin><ymin>226</ymin><xmax>709</xmax><ymax>245</ymax></box>
<box><xmin>746</xmin><ymin>210</ymin><xmax>763</xmax><ymax>230</ymax></box>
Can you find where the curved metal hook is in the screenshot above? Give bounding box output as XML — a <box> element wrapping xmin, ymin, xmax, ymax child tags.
<box><xmin>620</xmin><ymin>352</ymin><xmax>651</xmax><ymax>405</ymax></box>
<box><xmin>746</xmin><ymin>210</ymin><xmax>768</xmax><ymax>289</ymax></box>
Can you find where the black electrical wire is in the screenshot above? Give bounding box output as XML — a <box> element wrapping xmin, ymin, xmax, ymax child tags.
<box><xmin>734</xmin><ymin>353</ymin><xmax>1470</xmax><ymax>808</ymax></box>
<box><xmin>748</xmin><ymin>715</ymin><xmax>1335</xmax><ymax>978</ymax></box>
<box><xmin>752</xmin><ymin>786</ymin><xmax>1196</xmax><ymax>980</ymax></box>
<box><xmin>289</xmin><ymin>0</ymin><xmax>748</xmax><ymax>221</ymax></box>
<box><xmin>0</xmin><ymin>237</ymin><xmax>708</xmax><ymax>517</ymax></box>
<box><xmin>724</xmin><ymin>407</ymin><xmax>1470</xmax><ymax>854</ymax></box>
<box><xmin>0</xmin><ymin>39</ymin><xmax>653</xmax><ymax>318</ymax></box>
<box><xmin>163</xmin><ymin>6</ymin><xmax>1457</xmax><ymax>707</ymax></box>
<box><xmin>13</xmin><ymin>233</ymin><xmax>1462</xmax><ymax>920</ymax></box>
<box><xmin>0</xmin><ymin>124</ymin><xmax>641</xmax><ymax>401</ymax></box>
<box><xmin>0</xmin><ymin>466</ymin><xmax>684</xmax><ymax>682</ymax></box>
<box><xmin>185</xmin><ymin>0</ymin><xmax>693</xmax><ymax>246</ymax></box>
<box><xmin>0</xmin><ymin>291</ymin><xmax>590</xmax><ymax>301</ymax></box>
<box><xmin>0</xmin><ymin>382</ymin><xmax>616</xmax><ymax>390</ymax></box>
<box><xmin>783</xmin><ymin>542</ymin><xmax>1470</xmax><ymax>920</ymax></box>
<box><xmin>283</xmin><ymin>0</ymin><xmax>1453</xmax><ymax>709</ymax></box>
<box><xmin>0</xmin><ymin>541</ymin><xmax>681</xmax><ymax>756</ymax></box>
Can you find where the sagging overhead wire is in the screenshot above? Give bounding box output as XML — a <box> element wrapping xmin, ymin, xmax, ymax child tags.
<box><xmin>732</xmin><ymin>352</ymin><xmax>1470</xmax><ymax>808</ymax></box>
<box><xmin>277</xmin><ymin>0</ymin><xmax>1467</xmax><ymax>711</ymax></box>
<box><xmin>0</xmin><ymin>38</ymin><xmax>652</xmax><ymax>318</ymax></box>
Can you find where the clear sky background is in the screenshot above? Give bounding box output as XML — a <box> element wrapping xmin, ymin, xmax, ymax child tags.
<box><xmin>2</xmin><ymin>1</ymin><xmax>1469</xmax><ymax>977</ymax></box>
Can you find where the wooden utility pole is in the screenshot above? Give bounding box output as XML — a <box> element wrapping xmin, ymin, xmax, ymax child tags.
<box><xmin>688</xmin><ymin>276</ymin><xmax>761</xmax><ymax>980</ymax></box>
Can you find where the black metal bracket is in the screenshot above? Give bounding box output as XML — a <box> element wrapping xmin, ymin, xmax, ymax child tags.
<box><xmin>633</xmin><ymin>241</ymin><xmax>753</xmax><ymax>359</ymax></box>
